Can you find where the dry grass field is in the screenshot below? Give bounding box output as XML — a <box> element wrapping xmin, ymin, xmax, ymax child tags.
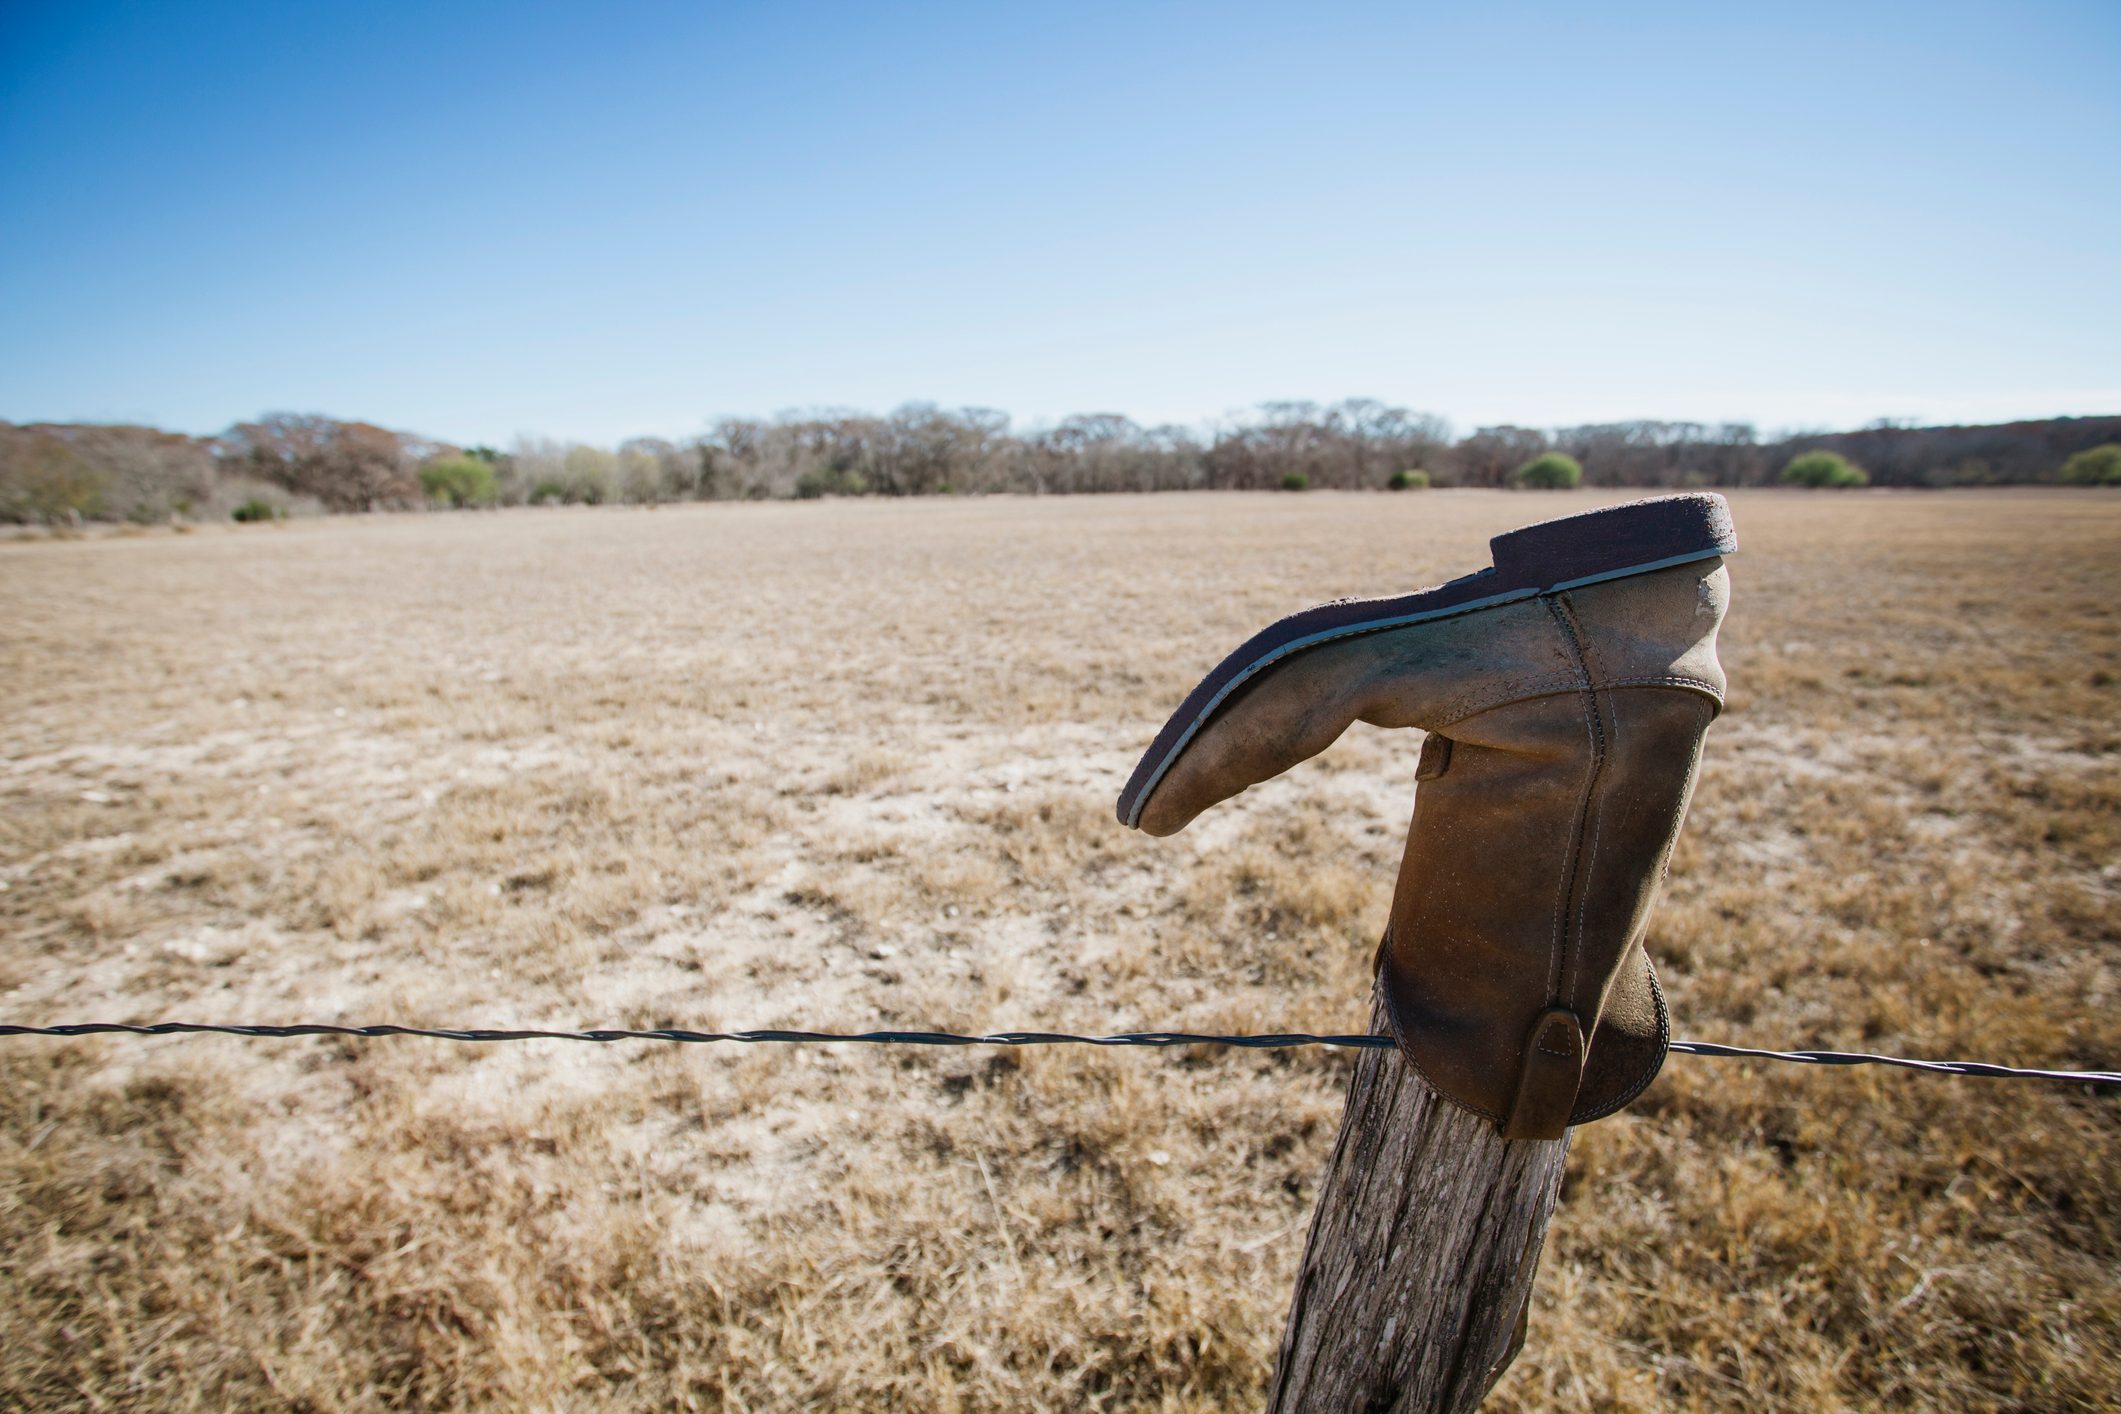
<box><xmin>2</xmin><ymin>489</ymin><xmax>2116</xmax><ymax>1411</ymax></box>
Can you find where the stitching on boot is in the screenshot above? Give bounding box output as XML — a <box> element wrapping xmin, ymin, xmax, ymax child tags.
<box><xmin>1601</xmin><ymin>673</ymin><xmax>1724</xmax><ymax>703</ymax></box>
<box><xmin>1578</xmin><ymin>680</ymin><xmax>1617</xmax><ymax>1005</ymax></box>
<box><xmin>1570</xmin><ymin>693</ymin><xmax>1713</xmax><ymax>1122</ymax></box>
<box><xmin>1427</xmin><ymin>669</ymin><xmax>1586</xmax><ymax>729</ymax></box>
<box><xmin>1543</xmin><ymin>595</ymin><xmax>1606</xmax><ymax>1008</ymax></box>
<box><xmin>1571</xmin><ymin>962</ymin><xmax>1672</xmax><ymax>1123</ymax></box>
<box><xmin>1423</xmin><ymin>668</ymin><xmax>1717</xmax><ymax>732</ymax></box>
<box><xmin>1575</xmin><ymin>702</ymin><xmax>1609</xmax><ymax>1003</ymax></box>
<box><xmin>1560</xmin><ymin>597</ymin><xmax>1616</xmax><ymax>1008</ymax></box>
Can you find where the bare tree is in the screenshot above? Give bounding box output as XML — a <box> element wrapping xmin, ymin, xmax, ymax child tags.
<box><xmin>218</xmin><ymin>414</ymin><xmax>422</xmax><ymax>511</ymax></box>
<box><xmin>15</xmin><ymin>405</ymin><xmax>2116</xmax><ymax>522</ymax></box>
<box><xmin>1450</xmin><ymin>425</ymin><xmax>1550</xmax><ymax>488</ymax></box>
<box><xmin>0</xmin><ymin>422</ymin><xmax>216</xmax><ymax>523</ymax></box>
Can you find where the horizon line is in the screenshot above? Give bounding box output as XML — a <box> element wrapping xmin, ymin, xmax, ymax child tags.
<box><xmin>11</xmin><ymin>402</ymin><xmax>2121</xmax><ymax>452</ymax></box>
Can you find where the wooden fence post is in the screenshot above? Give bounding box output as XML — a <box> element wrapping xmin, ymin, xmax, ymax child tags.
<box><xmin>1265</xmin><ymin>988</ymin><xmax>1570</xmax><ymax>1413</ymax></box>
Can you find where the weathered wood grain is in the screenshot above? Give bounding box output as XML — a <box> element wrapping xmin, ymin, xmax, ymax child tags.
<box><xmin>1266</xmin><ymin>990</ymin><xmax>1569</xmax><ymax>1413</ymax></box>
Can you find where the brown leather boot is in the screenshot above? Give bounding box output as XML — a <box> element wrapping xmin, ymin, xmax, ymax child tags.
<box><xmin>1118</xmin><ymin>494</ymin><xmax>1735</xmax><ymax>1139</ymax></box>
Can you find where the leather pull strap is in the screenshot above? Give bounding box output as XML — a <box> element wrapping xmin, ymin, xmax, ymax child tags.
<box><xmin>1502</xmin><ymin>1008</ymin><xmax>1585</xmax><ymax>1140</ymax></box>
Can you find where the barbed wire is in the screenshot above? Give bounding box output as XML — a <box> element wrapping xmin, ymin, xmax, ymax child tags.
<box><xmin>1</xmin><ymin>1020</ymin><xmax>2114</xmax><ymax>1085</ymax></box>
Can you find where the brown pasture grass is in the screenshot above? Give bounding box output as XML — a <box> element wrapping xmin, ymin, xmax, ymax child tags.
<box><xmin>1</xmin><ymin>489</ymin><xmax>2115</xmax><ymax>1411</ymax></box>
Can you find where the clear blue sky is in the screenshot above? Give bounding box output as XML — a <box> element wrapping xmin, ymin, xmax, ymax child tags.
<box><xmin>3</xmin><ymin>0</ymin><xmax>2116</xmax><ymax>446</ymax></box>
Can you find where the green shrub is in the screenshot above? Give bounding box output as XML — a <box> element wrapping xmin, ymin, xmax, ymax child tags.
<box><xmin>1780</xmin><ymin>450</ymin><xmax>1868</xmax><ymax>488</ymax></box>
<box><xmin>1513</xmin><ymin>453</ymin><xmax>1581</xmax><ymax>490</ymax></box>
<box><xmin>231</xmin><ymin>497</ymin><xmax>281</xmax><ymax>523</ymax></box>
<box><xmin>419</xmin><ymin>454</ymin><xmax>497</xmax><ymax>508</ymax></box>
<box><xmin>2059</xmin><ymin>444</ymin><xmax>2121</xmax><ymax>486</ymax></box>
<box><xmin>1280</xmin><ymin>472</ymin><xmax>1310</xmax><ymax>491</ymax></box>
<box><xmin>1388</xmin><ymin>469</ymin><xmax>1430</xmax><ymax>490</ymax></box>
<box><xmin>529</xmin><ymin>478</ymin><xmax>570</xmax><ymax>505</ymax></box>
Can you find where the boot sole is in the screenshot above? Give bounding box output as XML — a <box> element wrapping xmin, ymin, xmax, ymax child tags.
<box><xmin>1117</xmin><ymin>493</ymin><xmax>1737</xmax><ymax>827</ymax></box>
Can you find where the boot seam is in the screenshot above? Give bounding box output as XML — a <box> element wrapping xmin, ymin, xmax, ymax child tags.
<box><xmin>1553</xmin><ymin>604</ymin><xmax>1696</xmax><ymax>1125</ymax></box>
<box><xmin>1543</xmin><ymin>596</ymin><xmax>1605</xmax><ymax>1013</ymax></box>
<box><xmin>1569</xmin><ymin>961</ymin><xmax>1671</xmax><ymax>1124</ymax></box>
<box><xmin>1424</xmin><ymin>670</ymin><xmax>1584</xmax><ymax>729</ymax></box>
<box><xmin>1566</xmin><ymin>695</ymin><xmax>1711</xmax><ymax>1123</ymax></box>
<box><xmin>1576</xmin><ymin>683</ymin><xmax>1611</xmax><ymax>1004</ymax></box>
<box><xmin>1601</xmin><ymin>673</ymin><xmax>1724</xmax><ymax>706</ymax></box>
<box><xmin>1426</xmin><ymin>673</ymin><xmax>1721</xmax><ymax>731</ymax></box>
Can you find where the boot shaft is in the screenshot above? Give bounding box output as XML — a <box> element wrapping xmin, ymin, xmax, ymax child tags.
<box><xmin>1382</xmin><ymin>559</ymin><xmax>1727</xmax><ymax>1136</ymax></box>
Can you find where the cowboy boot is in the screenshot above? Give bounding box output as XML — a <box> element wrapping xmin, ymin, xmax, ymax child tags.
<box><xmin>1117</xmin><ymin>494</ymin><xmax>1734</xmax><ymax>1139</ymax></box>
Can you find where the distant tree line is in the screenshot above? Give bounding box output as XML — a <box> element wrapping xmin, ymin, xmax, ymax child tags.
<box><xmin>4</xmin><ymin>403</ymin><xmax>2118</xmax><ymax>524</ymax></box>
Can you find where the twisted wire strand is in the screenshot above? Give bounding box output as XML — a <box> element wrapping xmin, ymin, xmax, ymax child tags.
<box><xmin>1664</xmin><ymin>1038</ymin><xmax>2121</xmax><ymax>1085</ymax></box>
<box><xmin>1</xmin><ymin>1021</ymin><xmax>2114</xmax><ymax>1085</ymax></box>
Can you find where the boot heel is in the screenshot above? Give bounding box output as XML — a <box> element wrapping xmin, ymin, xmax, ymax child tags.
<box><xmin>1489</xmin><ymin>493</ymin><xmax>1736</xmax><ymax>593</ymax></box>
